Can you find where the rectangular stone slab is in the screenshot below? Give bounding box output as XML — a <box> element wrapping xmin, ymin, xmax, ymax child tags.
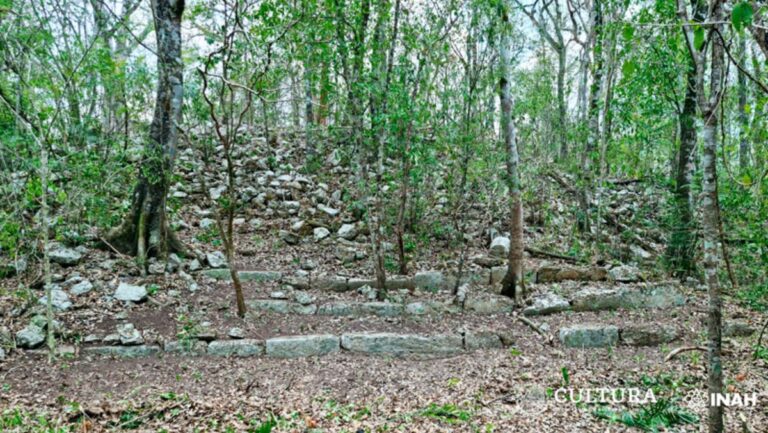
<box><xmin>82</xmin><ymin>345</ymin><xmax>161</xmax><ymax>358</ymax></box>
<box><xmin>266</xmin><ymin>335</ymin><xmax>340</xmax><ymax>358</ymax></box>
<box><xmin>203</xmin><ymin>270</ymin><xmax>283</xmax><ymax>282</ymax></box>
<box><xmin>559</xmin><ymin>325</ymin><xmax>619</xmax><ymax>348</ymax></box>
<box><xmin>341</xmin><ymin>333</ymin><xmax>463</xmax><ymax>356</ymax></box>
<box><xmin>207</xmin><ymin>339</ymin><xmax>265</xmax><ymax>357</ymax></box>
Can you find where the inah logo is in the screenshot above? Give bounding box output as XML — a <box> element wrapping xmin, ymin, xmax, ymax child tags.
<box><xmin>682</xmin><ymin>389</ymin><xmax>760</xmax><ymax>409</ymax></box>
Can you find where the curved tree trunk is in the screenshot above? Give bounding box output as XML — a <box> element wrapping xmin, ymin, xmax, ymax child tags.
<box><xmin>106</xmin><ymin>0</ymin><xmax>185</xmax><ymax>263</ymax></box>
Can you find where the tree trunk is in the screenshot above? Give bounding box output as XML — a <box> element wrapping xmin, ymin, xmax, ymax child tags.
<box><xmin>666</xmin><ymin>53</ymin><xmax>698</xmax><ymax>277</ymax></box>
<box><xmin>105</xmin><ymin>0</ymin><xmax>185</xmax><ymax>264</ymax></box>
<box><xmin>556</xmin><ymin>43</ymin><xmax>567</xmax><ymax>160</ymax></box>
<box><xmin>579</xmin><ymin>0</ymin><xmax>603</xmax><ymax>233</ymax></box>
<box><xmin>701</xmin><ymin>1</ymin><xmax>725</xmax><ymax>431</ymax></box>
<box><xmin>737</xmin><ymin>34</ymin><xmax>749</xmax><ymax>171</ymax></box>
<box><xmin>304</xmin><ymin>60</ymin><xmax>314</xmax><ymax>156</ymax></box>
<box><xmin>498</xmin><ymin>2</ymin><xmax>524</xmax><ymax>303</ymax></box>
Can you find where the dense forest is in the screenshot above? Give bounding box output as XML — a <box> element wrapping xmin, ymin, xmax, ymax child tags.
<box><xmin>0</xmin><ymin>0</ymin><xmax>766</xmax><ymax>431</ymax></box>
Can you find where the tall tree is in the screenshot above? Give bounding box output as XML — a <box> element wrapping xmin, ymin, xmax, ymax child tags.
<box><xmin>667</xmin><ymin>0</ymin><xmax>705</xmax><ymax>277</ymax></box>
<box><xmin>679</xmin><ymin>0</ymin><xmax>725</xmax><ymax>430</ymax></box>
<box><xmin>106</xmin><ymin>0</ymin><xmax>185</xmax><ymax>264</ymax></box>
<box><xmin>579</xmin><ymin>0</ymin><xmax>603</xmax><ymax>233</ymax></box>
<box><xmin>514</xmin><ymin>0</ymin><xmax>568</xmax><ymax>160</ymax></box>
<box><xmin>499</xmin><ymin>0</ymin><xmax>524</xmax><ymax>302</ymax></box>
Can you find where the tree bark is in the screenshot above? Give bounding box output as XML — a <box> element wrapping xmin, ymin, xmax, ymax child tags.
<box><xmin>737</xmin><ymin>34</ymin><xmax>750</xmax><ymax>171</ymax></box>
<box><xmin>105</xmin><ymin>0</ymin><xmax>185</xmax><ymax>263</ymax></box>
<box><xmin>499</xmin><ymin>1</ymin><xmax>524</xmax><ymax>303</ymax></box>
<box><xmin>579</xmin><ymin>0</ymin><xmax>603</xmax><ymax>233</ymax></box>
<box><xmin>701</xmin><ymin>1</ymin><xmax>725</xmax><ymax>431</ymax></box>
<box><xmin>667</xmin><ymin>0</ymin><xmax>702</xmax><ymax>278</ymax></box>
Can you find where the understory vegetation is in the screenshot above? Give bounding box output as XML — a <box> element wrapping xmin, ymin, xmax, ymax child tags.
<box><xmin>1</xmin><ymin>0</ymin><xmax>767</xmax><ymax>432</ymax></box>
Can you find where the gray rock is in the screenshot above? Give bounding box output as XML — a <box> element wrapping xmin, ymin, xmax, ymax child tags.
<box><xmin>179</xmin><ymin>271</ymin><xmax>199</xmax><ymax>292</ymax></box>
<box><xmin>199</xmin><ymin>218</ymin><xmax>216</xmax><ymax>230</ymax></box>
<box><xmin>316</xmin><ymin>276</ymin><xmax>354</xmax><ymax>292</ymax></box>
<box><xmin>114</xmin><ymin>282</ymin><xmax>148</xmax><ymax>302</ymax></box>
<box><xmin>207</xmin><ymin>339</ymin><xmax>264</xmax><ymax>357</ymax></box>
<box><xmin>474</xmin><ymin>256</ymin><xmax>504</xmax><ymax>268</ymax></box>
<box><xmin>16</xmin><ymin>325</ymin><xmax>45</xmax><ymax>349</ymax></box>
<box><xmin>294</xmin><ymin>292</ymin><xmax>315</xmax><ymax>305</ymax></box>
<box><xmin>536</xmin><ymin>266</ymin><xmax>608</xmax><ymax>283</ymax></box>
<box><xmin>48</xmin><ymin>244</ymin><xmax>83</xmax><ymax>266</ymax></box>
<box><xmin>164</xmin><ymin>340</ymin><xmax>208</xmax><ymax>355</ymax></box>
<box><xmin>70</xmin><ymin>280</ymin><xmax>93</xmax><ymax>296</ymax></box>
<box><xmin>317</xmin><ymin>204</ymin><xmax>340</xmax><ymax>217</ymax></box>
<box><xmin>166</xmin><ymin>254</ymin><xmax>183</xmax><ymax>269</ymax></box>
<box><xmin>266</xmin><ymin>334</ymin><xmax>340</xmax><ymax>358</ymax></box>
<box><xmin>195</xmin><ymin>322</ymin><xmax>218</xmax><ymax>342</ymax></box>
<box><xmin>0</xmin><ymin>347</ymin><xmax>5</xmax><ymax>360</ymax></box>
<box><xmin>571</xmin><ymin>284</ymin><xmax>686</xmax><ymax>311</ymax></box>
<box><xmin>0</xmin><ymin>326</ymin><xmax>10</xmax><ymax>345</ymax></box>
<box><xmin>291</xmin><ymin>220</ymin><xmax>308</xmax><ymax>234</ymax></box>
<box><xmin>147</xmin><ymin>261</ymin><xmax>165</xmax><ymax>275</ymax></box>
<box><xmin>724</xmin><ymin>321</ymin><xmax>756</xmax><ymax>337</ymax></box>
<box><xmin>206</xmin><ymin>251</ymin><xmax>227</xmax><ymax>268</ymax></box>
<box><xmin>117</xmin><ymin>323</ymin><xmax>144</xmax><ymax>346</ymax></box>
<box><xmin>464</xmin><ymin>295</ymin><xmax>515</xmax><ymax>315</ymax></box>
<box><xmin>357</xmin><ymin>285</ymin><xmax>378</xmax><ymax>301</ymax></box>
<box><xmin>299</xmin><ymin>259</ymin><xmax>316</xmax><ymax>270</ymax></box>
<box><xmin>630</xmin><ymin>245</ymin><xmax>653</xmax><ymax>260</ymax></box>
<box><xmin>228</xmin><ymin>327</ymin><xmax>245</xmax><ymax>339</ymax></box>
<box><xmin>279</xmin><ymin>230</ymin><xmax>300</xmax><ymax>245</ymax></box>
<box><xmin>38</xmin><ymin>287</ymin><xmax>72</xmax><ymax>311</ymax></box>
<box><xmin>247</xmin><ymin>300</ymin><xmax>317</xmax><ymax>315</ymax></box>
<box><xmin>337</xmin><ymin>224</ymin><xmax>358</xmax><ymax>240</ymax></box>
<box><xmin>103</xmin><ymin>334</ymin><xmax>120</xmax><ymax>345</ymax></box>
<box><xmin>270</xmin><ymin>291</ymin><xmax>288</xmax><ymax>299</ymax></box>
<box><xmin>83</xmin><ymin>345</ymin><xmax>160</xmax><ymax>358</ymax></box>
<box><xmin>523</xmin><ymin>293</ymin><xmax>571</xmax><ymax>316</ymax></box>
<box><xmin>405</xmin><ymin>302</ymin><xmax>431</xmax><ymax>315</ymax></box>
<box><xmin>360</xmin><ymin>302</ymin><xmax>404</xmax><ymax>317</ymax></box>
<box><xmin>464</xmin><ymin>331</ymin><xmax>504</xmax><ymax>350</ymax></box>
<box><xmin>188</xmin><ymin>259</ymin><xmax>202</xmax><ymax>272</ymax></box>
<box><xmin>621</xmin><ymin>325</ymin><xmax>678</xmax><ymax>346</ymax></box>
<box><xmin>490</xmin><ymin>237</ymin><xmax>510</xmax><ymax>258</ymax></box>
<box><xmin>317</xmin><ymin>302</ymin><xmax>360</xmax><ymax>316</ymax></box>
<box><xmin>559</xmin><ymin>324</ymin><xmax>619</xmax><ymax>348</ymax></box>
<box><xmin>313</xmin><ymin>227</ymin><xmax>331</xmax><ymax>242</ymax></box>
<box><xmin>609</xmin><ymin>265</ymin><xmax>642</xmax><ymax>282</ymax></box>
<box><xmin>203</xmin><ymin>269</ymin><xmax>282</xmax><ymax>282</ymax></box>
<box><xmin>412</xmin><ymin>271</ymin><xmax>445</xmax><ymax>292</ymax></box>
<box><xmin>341</xmin><ymin>333</ymin><xmax>464</xmax><ymax>356</ymax></box>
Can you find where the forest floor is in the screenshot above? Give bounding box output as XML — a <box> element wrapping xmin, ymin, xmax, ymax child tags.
<box><xmin>1</xmin><ymin>135</ymin><xmax>767</xmax><ymax>432</ymax></box>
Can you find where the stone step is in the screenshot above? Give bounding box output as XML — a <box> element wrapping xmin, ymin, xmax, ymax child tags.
<box><xmin>245</xmin><ymin>295</ymin><xmax>516</xmax><ymax>318</ymax></box>
<box><xmin>27</xmin><ymin>331</ymin><xmax>516</xmax><ymax>360</ymax></box>
<box><xmin>558</xmin><ymin>323</ymin><xmax>681</xmax><ymax>349</ymax></box>
<box><xmin>523</xmin><ymin>282</ymin><xmax>686</xmax><ymax>316</ymax></box>
<box><xmin>240</xmin><ymin>283</ymin><xmax>686</xmax><ymax>320</ymax></box>
<box><xmin>204</xmin><ymin>269</ymin><xmax>497</xmax><ymax>291</ymax></box>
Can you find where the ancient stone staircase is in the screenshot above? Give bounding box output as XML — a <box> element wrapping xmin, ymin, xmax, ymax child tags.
<box><xmin>18</xmin><ymin>264</ymin><xmax>699</xmax><ymax>361</ymax></box>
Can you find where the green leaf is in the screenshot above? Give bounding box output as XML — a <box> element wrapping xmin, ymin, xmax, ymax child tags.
<box><xmin>693</xmin><ymin>26</ymin><xmax>705</xmax><ymax>51</ymax></box>
<box><xmin>622</xmin><ymin>60</ymin><xmax>637</xmax><ymax>79</ymax></box>
<box><xmin>622</xmin><ymin>23</ymin><xmax>635</xmax><ymax>41</ymax></box>
<box><xmin>732</xmin><ymin>2</ymin><xmax>754</xmax><ymax>32</ymax></box>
